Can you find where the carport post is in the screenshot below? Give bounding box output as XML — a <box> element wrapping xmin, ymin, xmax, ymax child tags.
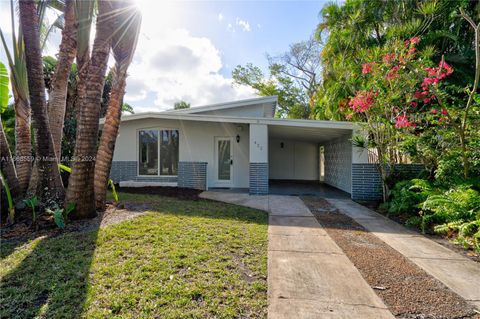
<box><xmin>249</xmin><ymin>124</ymin><xmax>269</xmax><ymax>195</ymax></box>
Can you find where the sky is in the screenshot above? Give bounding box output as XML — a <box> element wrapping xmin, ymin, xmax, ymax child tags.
<box><xmin>0</xmin><ymin>0</ymin><xmax>330</xmax><ymax>113</ymax></box>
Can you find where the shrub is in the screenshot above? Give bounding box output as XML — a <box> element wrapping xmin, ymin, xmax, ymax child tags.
<box><xmin>386</xmin><ymin>178</ymin><xmax>432</xmax><ymax>216</ymax></box>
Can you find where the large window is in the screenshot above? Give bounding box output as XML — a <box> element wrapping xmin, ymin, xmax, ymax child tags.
<box><xmin>138</xmin><ymin>129</ymin><xmax>179</xmax><ymax>176</ymax></box>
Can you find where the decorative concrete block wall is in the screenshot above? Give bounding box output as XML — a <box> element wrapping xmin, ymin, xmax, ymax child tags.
<box><xmin>110</xmin><ymin>161</ymin><xmax>177</xmax><ymax>183</ymax></box>
<box><xmin>324</xmin><ymin>135</ymin><xmax>352</xmax><ymax>193</ymax></box>
<box><xmin>249</xmin><ymin>162</ymin><xmax>268</xmax><ymax>195</ymax></box>
<box><xmin>351</xmin><ymin>163</ymin><xmax>426</xmax><ymax>201</ymax></box>
<box><xmin>178</xmin><ymin>161</ymin><xmax>207</xmax><ymax>190</ymax></box>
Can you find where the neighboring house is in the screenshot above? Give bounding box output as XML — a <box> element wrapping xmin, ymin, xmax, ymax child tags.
<box><xmin>104</xmin><ymin>96</ymin><xmax>420</xmax><ymax>201</ymax></box>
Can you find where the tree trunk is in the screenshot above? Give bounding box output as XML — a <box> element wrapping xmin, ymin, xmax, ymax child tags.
<box><xmin>0</xmin><ymin>119</ymin><xmax>21</xmax><ymax>200</ymax></box>
<box><xmin>12</xmin><ymin>91</ymin><xmax>31</xmax><ymax>194</ymax></box>
<box><xmin>47</xmin><ymin>0</ymin><xmax>76</xmax><ymax>161</ymax></box>
<box><xmin>94</xmin><ymin>65</ymin><xmax>127</xmax><ymax>210</ymax></box>
<box><xmin>66</xmin><ymin>1</ymin><xmax>113</xmax><ymax>219</ymax></box>
<box><xmin>19</xmin><ymin>0</ymin><xmax>65</xmax><ymax>207</ymax></box>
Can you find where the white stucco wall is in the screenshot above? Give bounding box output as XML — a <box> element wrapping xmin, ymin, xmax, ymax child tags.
<box><xmin>249</xmin><ymin>124</ymin><xmax>268</xmax><ymax>163</ymax></box>
<box><xmin>323</xmin><ymin>134</ymin><xmax>352</xmax><ymax>193</ymax></box>
<box><xmin>113</xmin><ymin>118</ymin><xmax>250</xmax><ymax>188</ymax></box>
<box><xmin>269</xmin><ymin>139</ymin><xmax>318</xmax><ymax>180</ymax></box>
<box><xmin>195</xmin><ymin>104</ymin><xmax>274</xmax><ymax>118</ymax></box>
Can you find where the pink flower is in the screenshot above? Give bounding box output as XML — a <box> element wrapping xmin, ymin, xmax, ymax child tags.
<box><xmin>407</xmin><ymin>47</ymin><xmax>416</xmax><ymax>55</ymax></box>
<box><xmin>383</xmin><ymin>53</ymin><xmax>395</xmax><ymax>64</ymax></box>
<box><xmin>423</xmin><ymin>97</ymin><xmax>431</xmax><ymax>104</ymax></box>
<box><xmin>414</xmin><ymin>91</ymin><xmax>428</xmax><ymax>99</ymax></box>
<box><xmin>395</xmin><ymin>114</ymin><xmax>415</xmax><ymax>128</ymax></box>
<box><xmin>362</xmin><ymin>62</ymin><xmax>375</xmax><ymax>74</ymax></box>
<box><xmin>439</xmin><ymin>61</ymin><xmax>453</xmax><ymax>75</ymax></box>
<box><xmin>410</xmin><ymin>36</ymin><xmax>420</xmax><ymax>44</ymax></box>
<box><xmin>346</xmin><ymin>113</ymin><xmax>353</xmax><ymax>120</ymax></box>
<box><xmin>441</xmin><ymin>108</ymin><xmax>448</xmax><ymax>115</ymax></box>
<box><xmin>386</xmin><ymin>65</ymin><xmax>399</xmax><ymax>80</ymax></box>
<box><xmin>421</xmin><ymin>77</ymin><xmax>439</xmax><ymax>91</ymax></box>
<box><xmin>430</xmin><ymin>109</ymin><xmax>437</xmax><ymax>114</ymax></box>
<box><xmin>349</xmin><ymin>90</ymin><xmax>376</xmax><ymax>113</ymax></box>
<box><xmin>410</xmin><ymin>101</ymin><xmax>417</xmax><ymax>108</ymax></box>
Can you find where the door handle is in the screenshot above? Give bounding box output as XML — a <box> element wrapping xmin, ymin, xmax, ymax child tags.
<box><xmin>230</xmin><ymin>159</ymin><xmax>233</xmax><ymax>165</ymax></box>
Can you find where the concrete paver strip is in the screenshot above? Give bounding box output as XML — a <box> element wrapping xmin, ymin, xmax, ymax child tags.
<box><xmin>326</xmin><ymin>198</ymin><xmax>480</xmax><ymax>309</ymax></box>
<box><xmin>200</xmin><ymin>191</ymin><xmax>394</xmax><ymax>318</ymax></box>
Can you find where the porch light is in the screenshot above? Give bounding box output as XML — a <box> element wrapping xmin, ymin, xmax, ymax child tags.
<box><xmin>236</xmin><ymin>134</ymin><xmax>240</xmax><ymax>143</ymax></box>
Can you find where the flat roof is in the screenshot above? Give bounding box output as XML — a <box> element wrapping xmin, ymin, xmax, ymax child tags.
<box><xmin>101</xmin><ymin>112</ymin><xmax>356</xmax><ymax>131</ymax></box>
<box><xmin>164</xmin><ymin>95</ymin><xmax>278</xmax><ymax>114</ymax></box>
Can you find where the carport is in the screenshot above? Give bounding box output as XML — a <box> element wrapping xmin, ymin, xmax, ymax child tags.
<box><xmin>264</xmin><ymin>119</ymin><xmax>365</xmax><ymax>197</ymax></box>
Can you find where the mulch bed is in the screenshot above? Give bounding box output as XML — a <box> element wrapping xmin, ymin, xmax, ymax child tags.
<box><xmin>115</xmin><ymin>186</ymin><xmax>202</xmax><ymax>200</ymax></box>
<box><xmin>1</xmin><ymin>202</ymin><xmax>149</xmax><ymax>243</ymax></box>
<box><xmin>302</xmin><ymin>196</ymin><xmax>479</xmax><ymax>319</ymax></box>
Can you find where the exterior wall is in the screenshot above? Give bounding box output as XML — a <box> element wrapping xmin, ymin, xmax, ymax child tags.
<box><xmin>111</xmin><ymin>118</ymin><xmax>249</xmax><ymax>189</ymax></box>
<box><xmin>351</xmin><ymin>163</ymin><xmax>426</xmax><ymax>201</ymax></box>
<box><xmin>269</xmin><ymin>139</ymin><xmax>318</xmax><ymax>180</ymax></box>
<box><xmin>178</xmin><ymin>162</ymin><xmax>207</xmax><ymax>190</ymax></box>
<box><xmin>323</xmin><ymin>134</ymin><xmax>352</xmax><ymax>193</ymax></box>
<box><xmin>110</xmin><ymin>161</ymin><xmax>177</xmax><ymax>183</ymax></box>
<box><xmin>249</xmin><ymin>124</ymin><xmax>269</xmax><ymax>194</ymax></box>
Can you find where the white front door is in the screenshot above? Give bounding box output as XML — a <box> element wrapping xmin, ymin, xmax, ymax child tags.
<box><xmin>215</xmin><ymin>137</ymin><xmax>233</xmax><ymax>186</ymax></box>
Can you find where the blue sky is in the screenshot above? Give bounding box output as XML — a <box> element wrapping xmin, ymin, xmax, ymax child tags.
<box><xmin>0</xmin><ymin>0</ymin><xmax>331</xmax><ymax>112</ymax></box>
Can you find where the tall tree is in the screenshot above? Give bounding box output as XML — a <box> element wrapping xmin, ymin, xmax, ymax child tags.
<box><xmin>66</xmin><ymin>0</ymin><xmax>114</xmax><ymax>218</ymax></box>
<box><xmin>174</xmin><ymin>101</ymin><xmax>190</xmax><ymax>110</ymax></box>
<box><xmin>95</xmin><ymin>1</ymin><xmax>141</xmax><ymax>210</ymax></box>
<box><xmin>47</xmin><ymin>0</ymin><xmax>77</xmax><ymax>160</ymax></box>
<box><xmin>0</xmin><ymin>1</ymin><xmax>31</xmax><ymax>194</ymax></box>
<box><xmin>19</xmin><ymin>0</ymin><xmax>64</xmax><ymax>207</ymax></box>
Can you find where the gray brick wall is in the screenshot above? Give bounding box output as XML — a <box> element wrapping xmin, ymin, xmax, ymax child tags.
<box><xmin>178</xmin><ymin>162</ymin><xmax>207</xmax><ymax>190</ymax></box>
<box><xmin>351</xmin><ymin>163</ymin><xmax>426</xmax><ymax>201</ymax></box>
<box><xmin>250</xmin><ymin>162</ymin><xmax>268</xmax><ymax>195</ymax></box>
<box><xmin>110</xmin><ymin>161</ymin><xmax>177</xmax><ymax>183</ymax></box>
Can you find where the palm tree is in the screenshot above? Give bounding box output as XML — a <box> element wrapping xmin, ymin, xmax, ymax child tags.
<box><xmin>95</xmin><ymin>1</ymin><xmax>141</xmax><ymax>210</ymax></box>
<box><xmin>66</xmin><ymin>0</ymin><xmax>114</xmax><ymax>218</ymax></box>
<box><xmin>18</xmin><ymin>0</ymin><xmax>64</xmax><ymax>206</ymax></box>
<box><xmin>0</xmin><ymin>2</ymin><xmax>31</xmax><ymax>194</ymax></box>
<box><xmin>47</xmin><ymin>0</ymin><xmax>77</xmax><ymax>160</ymax></box>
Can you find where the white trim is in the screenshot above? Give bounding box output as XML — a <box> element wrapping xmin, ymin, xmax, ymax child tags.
<box><xmin>106</xmin><ymin>112</ymin><xmax>356</xmax><ymax>131</ymax></box>
<box><xmin>164</xmin><ymin>95</ymin><xmax>278</xmax><ymax>114</ymax></box>
<box><xmin>137</xmin><ymin>127</ymin><xmax>180</xmax><ymax>177</ymax></box>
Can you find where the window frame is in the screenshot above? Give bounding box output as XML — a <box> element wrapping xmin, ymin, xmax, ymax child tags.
<box><xmin>137</xmin><ymin>127</ymin><xmax>179</xmax><ymax>177</ymax></box>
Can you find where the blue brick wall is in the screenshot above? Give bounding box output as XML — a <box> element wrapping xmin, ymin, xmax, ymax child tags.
<box><xmin>178</xmin><ymin>162</ymin><xmax>207</xmax><ymax>190</ymax></box>
<box><xmin>249</xmin><ymin>162</ymin><xmax>268</xmax><ymax>195</ymax></box>
<box><xmin>110</xmin><ymin>161</ymin><xmax>177</xmax><ymax>183</ymax></box>
<box><xmin>351</xmin><ymin>163</ymin><xmax>426</xmax><ymax>201</ymax></box>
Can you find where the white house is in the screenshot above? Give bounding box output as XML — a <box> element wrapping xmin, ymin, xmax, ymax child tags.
<box><xmin>105</xmin><ymin>96</ymin><xmax>399</xmax><ymax>201</ymax></box>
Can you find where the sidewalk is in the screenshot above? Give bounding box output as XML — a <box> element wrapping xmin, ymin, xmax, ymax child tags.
<box><xmin>200</xmin><ymin>191</ymin><xmax>394</xmax><ymax>318</ymax></box>
<box><xmin>326</xmin><ymin>198</ymin><xmax>480</xmax><ymax>311</ymax></box>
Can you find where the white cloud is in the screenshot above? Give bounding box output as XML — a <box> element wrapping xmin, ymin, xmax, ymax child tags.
<box><xmin>227</xmin><ymin>23</ymin><xmax>235</xmax><ymax>33</ymax></box>
<box><xmin>235</xmin><ymin>18</ymin><xmax>251</xmax><ymax>32</ymax></box>
<box><xmin>217</xmin><ymin>13</ymin><xmax>224</xmax><ymax>22</ymax></box>
<box><xmin>124</xmin><ymin>28</ymin><xmax>255</xmax><ymax>112</ymax></box>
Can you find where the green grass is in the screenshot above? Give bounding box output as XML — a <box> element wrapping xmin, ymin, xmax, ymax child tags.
<box><xmin>0</xmin><ymin>193</ymin><xmax>268</xmax><ymax>318</ymax></box>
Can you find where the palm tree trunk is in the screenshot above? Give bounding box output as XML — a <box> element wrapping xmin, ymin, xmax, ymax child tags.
<box><xmin>12</xmin><ymin>90</ymin><xmax>31</xmax><ymax>194</ymax></box>
<box><xmin>47</xmin><ymin>0</ymin><xmax>76</xmax><ymax>161</ymax></box>
<box><xmin>19</xmin><ymin>0</ymin><xmax>65</xmax><ymax>207</ymax></box>
<box><xmin>94</xmin><ymin>65</ymin><xmax>127</xmax><ymax>210</ymax></box>
<box><xmin>66</xmin><ymin>1</ymin><xmax>113</xmax><ymax>219</ymax></box>
<box><xmin>94</xmin><ymin>1</ymin><xmax>141</xmax><ymax>211</ymax></box>
<box><xmin>0</xmin><ymin>119</ymin><xmax>21</xmax><ymax>200</ymax></box>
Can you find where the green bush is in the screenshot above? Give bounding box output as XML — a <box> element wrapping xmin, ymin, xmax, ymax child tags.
<box><xmin>386</xmin><ymin>179</ymin><xmax>432</xmax><ymax>216</ymax></box>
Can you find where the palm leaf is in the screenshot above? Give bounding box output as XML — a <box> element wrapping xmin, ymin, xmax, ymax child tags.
<box><xmin>0</xmin><ymin>62</ymin><xmax>9</xmax><ymax>113</ymax></box>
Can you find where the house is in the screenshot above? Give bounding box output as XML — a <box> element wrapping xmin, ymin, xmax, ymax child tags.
<box><xmin>105</xmin><ymin>96</ymin><xmax>421</xmax><ymax>201</ymax></box>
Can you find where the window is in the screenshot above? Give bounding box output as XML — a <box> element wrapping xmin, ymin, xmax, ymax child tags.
<box><xmin>138</xmin><ymin>129</ymin><xmax>179</xmax><ymax>176</ymax></box>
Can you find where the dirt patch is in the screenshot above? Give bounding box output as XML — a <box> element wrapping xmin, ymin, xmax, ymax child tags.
<box><xmin>302</xmin><ymin>196</ymin><xmax>479</xmax><ymax>319</ymax></box>
<box><xmin>116</xmin><ymin>186</ymin><xmax>202</xmax><ymax>200</ymax></box>
<box><xmin>1</xmin><ymin>202</ymin><xmax>149</xmax><ymax>243</ymax></box>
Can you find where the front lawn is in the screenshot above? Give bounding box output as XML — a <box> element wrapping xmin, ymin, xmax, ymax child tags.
<box><xmin>0</xmin><ymin>194</ymin><xmax>268</xmax><ymax>318</ymax></box>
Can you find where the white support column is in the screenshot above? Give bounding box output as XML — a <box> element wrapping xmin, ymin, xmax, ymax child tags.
<box><xmin>249</xmin><ymin>124</ymin><xmax>269</xmax><ymax>194</ymax></box>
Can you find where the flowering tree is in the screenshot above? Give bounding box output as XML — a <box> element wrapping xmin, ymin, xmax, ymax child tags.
<box><xmin>347</xmin><ymin>37</ymin><xmax>456</xmax><ymax>201</ymax></box>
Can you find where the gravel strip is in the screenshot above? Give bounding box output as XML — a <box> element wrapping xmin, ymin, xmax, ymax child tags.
<box><xmin>302</xmin><ymin>196</ymin><xmax>479</xmax><ymax>319</ymax></box>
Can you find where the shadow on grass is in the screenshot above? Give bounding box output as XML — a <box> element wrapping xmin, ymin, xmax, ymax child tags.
<box><xmin>0</xmin><ymin>225</ymin><xmax>100</xmax><ymax>318</ymax></box>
